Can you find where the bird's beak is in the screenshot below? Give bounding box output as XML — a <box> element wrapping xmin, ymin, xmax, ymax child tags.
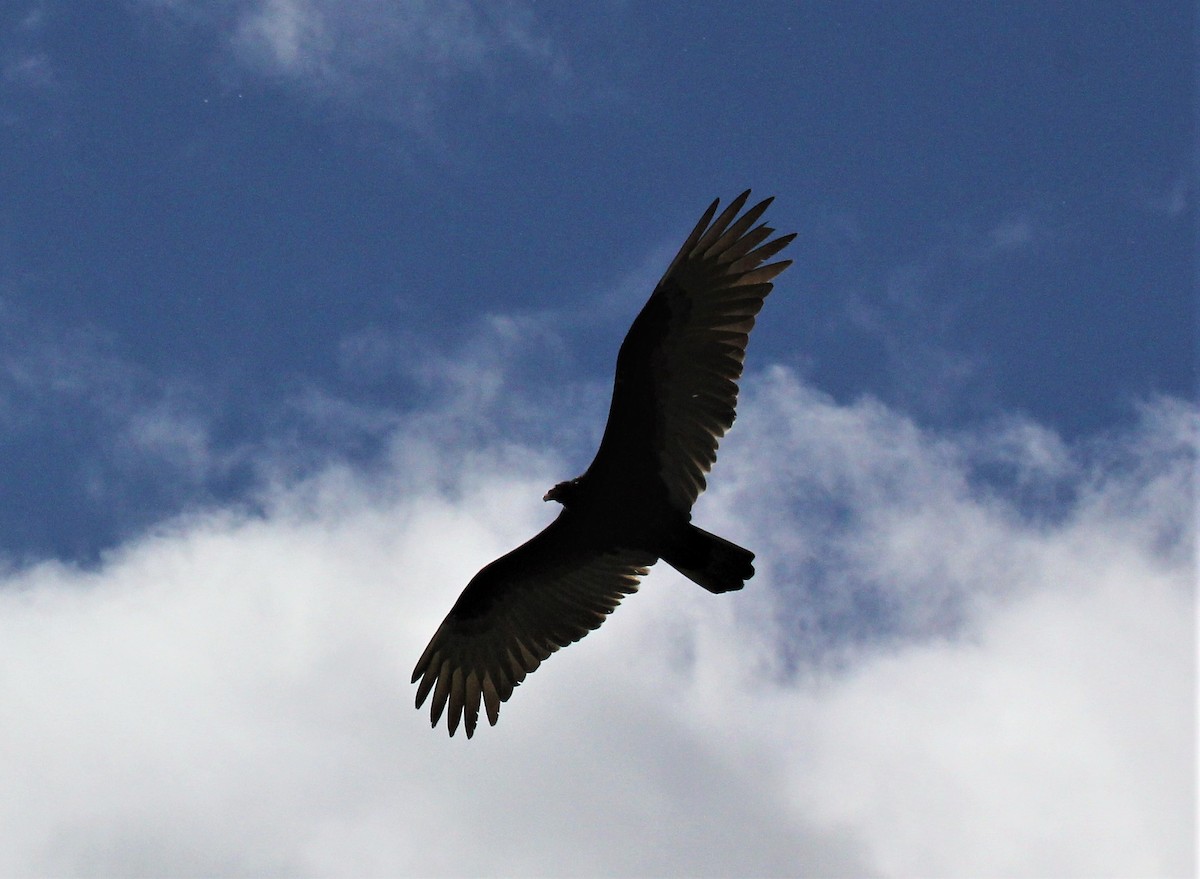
<box><xmin>542</xmin><ymin>490</ymin><xmax>553</xmax><ymax>502</ymax></box>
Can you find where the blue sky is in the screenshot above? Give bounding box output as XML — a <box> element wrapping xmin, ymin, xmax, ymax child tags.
<box><xmin>0</xmin><ymin>2</ymin><xmax>1194</xmax><ymax>876</ymax></box>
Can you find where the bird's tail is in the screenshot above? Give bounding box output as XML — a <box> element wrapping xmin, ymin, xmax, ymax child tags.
<box><xmin>662</xmin><ymin>524</ymin><xmax>755</xmax><ymax>594</ymax></box>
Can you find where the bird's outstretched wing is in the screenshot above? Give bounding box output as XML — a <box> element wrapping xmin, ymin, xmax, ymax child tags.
<box><xmin>412</xmin><ymin>513</ymin><xmax>654</xmax><ymax>737</ymax></box>
<box><xmin>587</xmin><ymin>191</ymin><xmax>795</xmax><ymax>511</ymax></box>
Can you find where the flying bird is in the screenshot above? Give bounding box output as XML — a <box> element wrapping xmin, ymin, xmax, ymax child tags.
<box><xmin>412</xmin><ymin>191</ymin><xmax>795</xmax><ymax>737</ymax></box>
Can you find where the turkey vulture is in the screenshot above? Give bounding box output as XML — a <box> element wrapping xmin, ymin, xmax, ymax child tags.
<box><xmin>412</xmin><ymin>191</ymin><xmax>794</xmax><ymax>737</ymax></box>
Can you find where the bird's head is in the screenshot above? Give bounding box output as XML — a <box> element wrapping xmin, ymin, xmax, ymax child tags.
<box><xmin>543</xmin><ymin>477</ymin><xmax>581</xmax><ymax>506</ymax></box>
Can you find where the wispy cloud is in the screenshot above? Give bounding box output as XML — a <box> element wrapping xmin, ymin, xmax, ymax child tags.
<box><xmin>0</xmin><ymin>299</ymin><xmax>584</xmax><ymax>562</ymax></box>
<box><xmin>834</xmin><ymin>201</ymin><xmax>1069</xmax><ymax>423</ymax></box>
<box><xmin>0</xmin><ymin>2</ymin><xmax>61</xmax><ymax>129</ymax></box>
<box><xmin>0</xmin><ymin>302</ymin><xmax>242</xmax><ymax>552</ymax></box>
<box><xmin>2</xmin><ymin>3</ymin><xmax>54</xmax><ymax>86</ymax></box>
<box><xmin>1132</xmin><ymin>171</ymin><xmax>1192</xmax><ymax>218</ymax></box>
<box><xmin>0</xmin><ymin>356</ymin><xmax>1191</xmax><ymax>876</ymax></box>
<box><xmin>137</xmin><ymin>0</ymin><xmax>568</xmax><ymax>126</ymax></box>
<box><xmin>2</xmin><ymin>50</ymin><xmax>53</xmax><ymax>90</ymax></box>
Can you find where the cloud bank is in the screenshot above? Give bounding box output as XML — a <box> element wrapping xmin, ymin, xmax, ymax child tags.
<box><xmin>0</xmin><ymin>359</ymin><xmax>1192</xmax><ymax>877</ymax></box>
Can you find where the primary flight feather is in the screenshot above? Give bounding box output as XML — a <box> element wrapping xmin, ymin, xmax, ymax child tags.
<box><xmin>412</xmin><ymin>191</ymin><xmax>795</xmax><ymax>737</ymax></box>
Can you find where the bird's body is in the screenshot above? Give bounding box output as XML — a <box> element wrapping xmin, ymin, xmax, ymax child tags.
<box><xmin>413</xmin><ymin>191</ymin><xmax>794</xmax><ymax>736</ymax></box>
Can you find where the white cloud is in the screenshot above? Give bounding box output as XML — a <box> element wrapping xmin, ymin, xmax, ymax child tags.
<box><xmin>118</xmin><ymin>401</ymin><xmax>220</xmax><ymax>482</ymax></box>
<box><xmin>0</xmin><ymin>366</ymin><xmax>1193</xmax><ymax>877</ymax></box>
<box><xmin>138</xmin><ymin>0</ymin><xmax>567</xmax><ymax>124</ymax></box>
<box><xmin>233</xmin><ymin>0</ymin><xmax>329</xmax><ymax>76</ymax></box>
